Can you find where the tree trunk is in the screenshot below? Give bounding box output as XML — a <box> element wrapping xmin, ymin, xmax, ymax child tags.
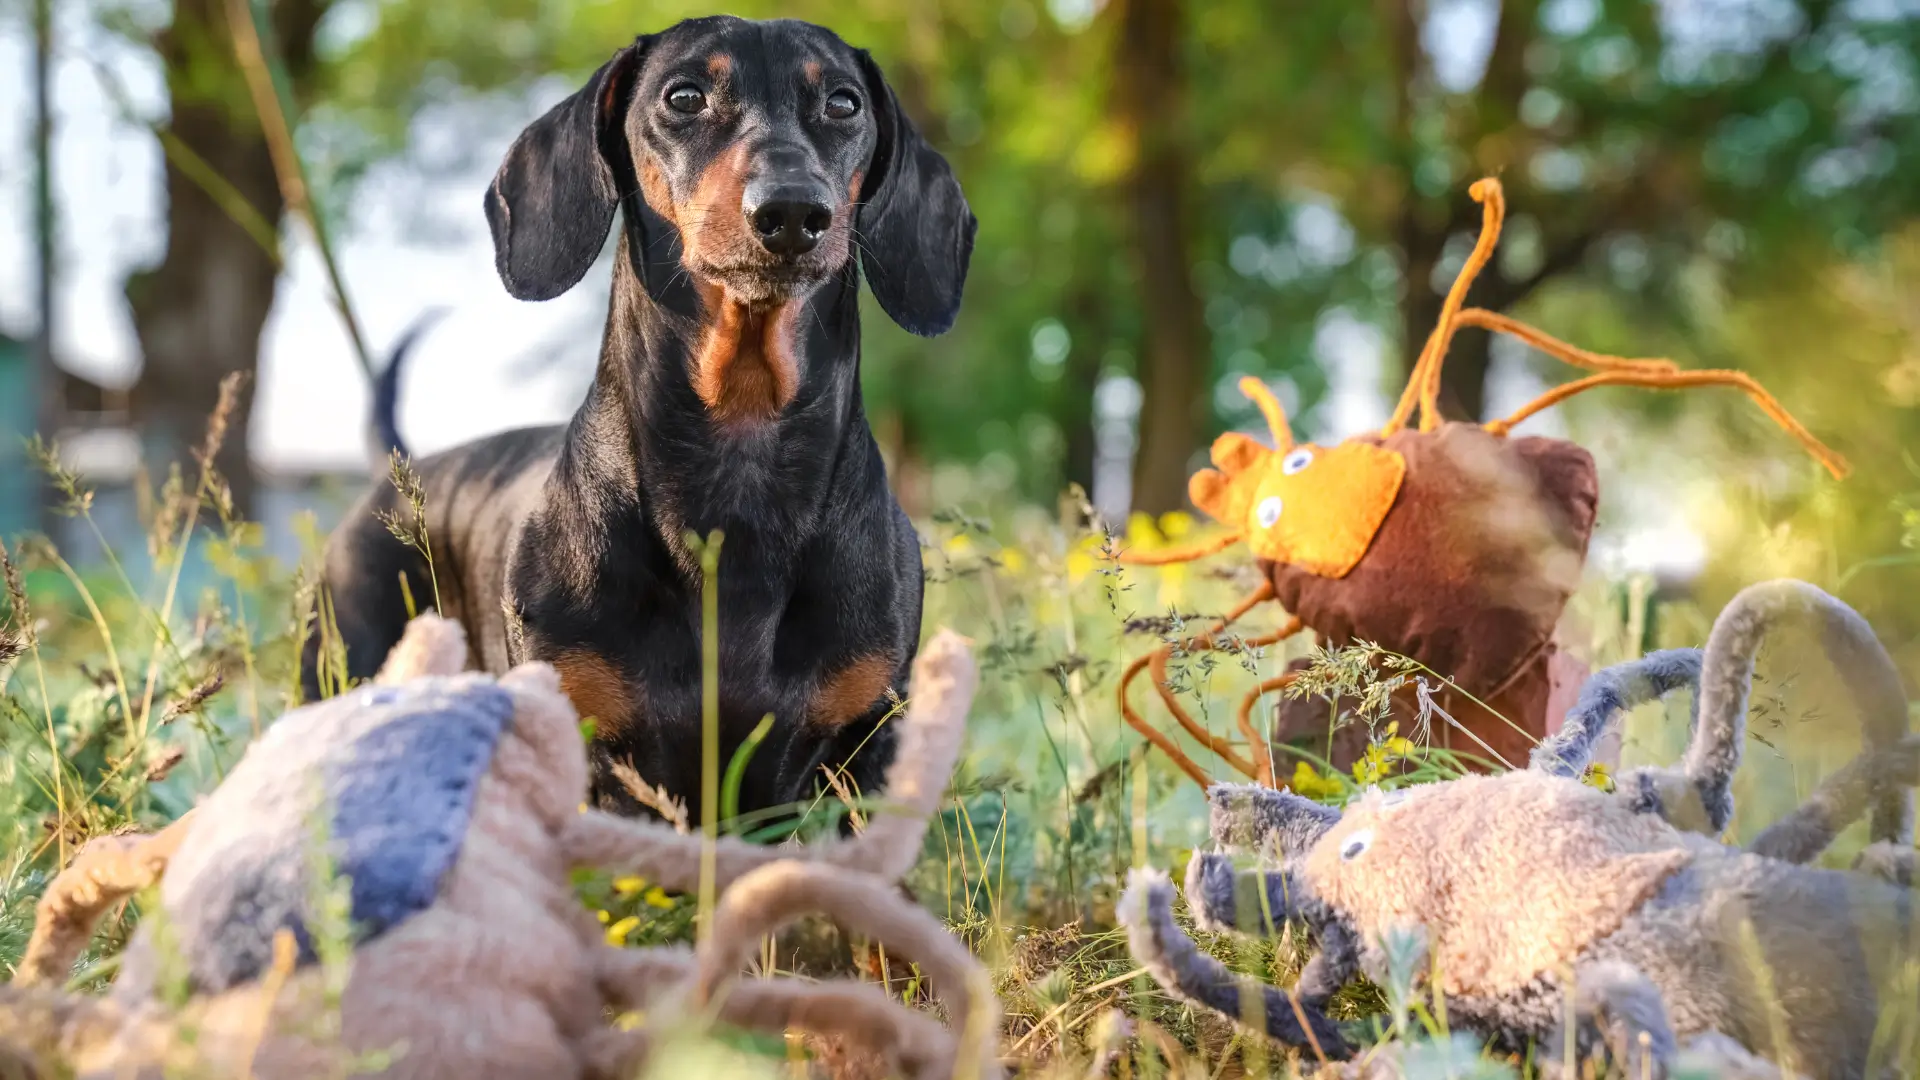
<box><xmin>1112</xmin><ymin>0</ymin><xmax>1207</xmax><ymax>515</ymax></box>
<box><xmin>126</xmin><ymin>0</ymin><xmax>325</xmax><ymax>516</ymax></box>
<box><xmin>1059</xmin><ymin>281</ymin><xmax>1106</xmax><ymax>499</ymax></box>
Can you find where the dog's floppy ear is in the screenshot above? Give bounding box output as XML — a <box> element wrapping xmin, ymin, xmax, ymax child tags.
<box><xmin>486</xmin><ymin>38</ymin><xmax>650</xmax><ymax>301</ymax></box>
<box><xmin>854</xmin><ymin>50</ymin><xmax>977</xmax><ymax>337</ymax></box>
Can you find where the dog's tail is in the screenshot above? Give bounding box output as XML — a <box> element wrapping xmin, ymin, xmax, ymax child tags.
<box><xmin>370</xmin><ymin>308</ymin><xmax>448</xmax><ymax>461</ymax></box>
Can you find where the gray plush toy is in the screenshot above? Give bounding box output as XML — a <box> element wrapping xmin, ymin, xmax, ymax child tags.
<box><xmin>1121</xmin><ymin>579</ymin><xmax>1920</xmax><ymax>1078</ymax></box>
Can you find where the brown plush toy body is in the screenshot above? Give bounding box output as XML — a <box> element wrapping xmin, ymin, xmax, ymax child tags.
<box><xmin>1265</xmin><ymin>423</ymin><xmax>1598</xmax><ymax>771</ymax></box>
<box><xmin>5</xmin><ymin>616</ymin><xmax>997</xmax><ymax>1080</ymax></box>
<box><xmin>1117</xmin><ymin>178</ymin><xmax>1847</xmax><ymax>788</ymax></box>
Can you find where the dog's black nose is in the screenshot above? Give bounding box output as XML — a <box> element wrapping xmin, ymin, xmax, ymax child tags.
<box><xmin>749</xmin><ymin>198</ymin><xmax>832</xmax><ymax>256</ymax></box>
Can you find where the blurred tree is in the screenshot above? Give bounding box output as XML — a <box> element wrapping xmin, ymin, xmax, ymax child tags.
<box><xmin>122</xmin><ymin>0</ymin><xmax>329</xmax><ymax>515</ymax></box>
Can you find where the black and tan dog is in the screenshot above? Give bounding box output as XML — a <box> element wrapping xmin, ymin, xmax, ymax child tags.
<box><xmin>303</xmin><ymin>16</ymin><xmax>975</xmax><ymax>822</ymax></box>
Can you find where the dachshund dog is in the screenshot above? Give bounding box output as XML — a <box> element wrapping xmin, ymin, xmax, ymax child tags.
<box><xmin>303</xmin><ymin>16</ymin><xmax>975</xmax><ymax>824</ymax></box>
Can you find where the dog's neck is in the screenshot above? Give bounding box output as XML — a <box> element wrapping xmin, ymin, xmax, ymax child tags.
<box><xmin>561</xmin><ymin>225</ymin><xmax>871</xmax><ymax>575</ymax></box>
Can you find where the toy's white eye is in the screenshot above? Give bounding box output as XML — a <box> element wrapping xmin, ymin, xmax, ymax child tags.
<box><xmin>1340</xmin><ymin>829</ymin><xmax>1373</xmax><ymax>861</ymax></box>
<box><xmin>1281</xmin><ymin>448</ymin><xmax>1315</xmax><ymax>475</ymax></box>
<box><xmin>1255</xmin><ymin>496</ymin><xmax>1283</xmax><ymax>529</ymax></box>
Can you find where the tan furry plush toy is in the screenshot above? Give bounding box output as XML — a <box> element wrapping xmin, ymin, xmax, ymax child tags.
<box><xmin>3</xmin><ymin>615</ymin><xmax>999</xmax><ymax>1080</ymax></box>
<box><xmin>1121</xmin><ymin>579</ymin><xmax>1920</xmax><ymax>1079</ymax></box>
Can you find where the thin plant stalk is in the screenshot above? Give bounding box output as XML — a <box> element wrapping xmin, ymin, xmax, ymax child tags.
<box><xmin>37</xmin><ymin>547</ymin><xmax>132</xmax><ymax>725</ymax></box>
<box><xmin>223</xmin><ymin>0</ymin><xmax>374</xmax><ymax>384</ymax></box>
<box><xmin>690</xmin><ymin>529</ymin><xmax>724</xmax><ymax>945</ymax></box>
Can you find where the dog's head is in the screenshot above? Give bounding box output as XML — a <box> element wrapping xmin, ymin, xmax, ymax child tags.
<box><xmin>485</xmin><ymin>16</ymin><xmax>975</xmax><ymax>337</ymax></box>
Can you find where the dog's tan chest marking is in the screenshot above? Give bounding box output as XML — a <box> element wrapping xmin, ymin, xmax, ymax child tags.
<box><xmin>692</xmin><ymin>296</ymin><xmax>802</xmax><ymax>425</ymax></box>
<box><xmin>809</xmin><ymin>654</ymin><xmax>896</xmax><ymax>732</ymax></box>
<box><xmin>552</xmin><ymin>651</ymin><xmax>638</xmax><ymax>739</ymax></box>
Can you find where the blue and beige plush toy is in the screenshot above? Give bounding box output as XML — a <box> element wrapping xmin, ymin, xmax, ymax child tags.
<box><xmin>1123</xmin><ymin>579</ymin><xmax>1920</xmax><ymax>1078</ymax></box>
<box><xmin>4</xmin><ymin>615</ymin><xmax>997</xmax><ymax>1080</ymax></box>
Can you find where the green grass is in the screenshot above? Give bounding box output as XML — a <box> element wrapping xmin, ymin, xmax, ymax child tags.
<box><xmin>1</xmin><ymin>409</ymin><xmax>1916</xmax><ymax>1078</ymax></box>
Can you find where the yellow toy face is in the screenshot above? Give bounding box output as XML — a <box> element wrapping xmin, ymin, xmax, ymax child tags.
<box><xmin>1188</xmin><ymin>435</ymin><xmax>1406</xmax><ymax>578</ymax></box>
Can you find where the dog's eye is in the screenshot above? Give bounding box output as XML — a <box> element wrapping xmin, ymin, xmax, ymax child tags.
<box><xmin>1340</xmin><ymin>829</ymin><xmax>1373</xmax><ymax>862</ymax></box>
<box><xmin>666</xmin><ymin>85</ymin><xmax>707</xmax><ymax>114</ymax></box>
<box><xmin>1281</xmin><ymin>448</ymin><xmax>1314</xmax><ymax>475</ymax></box>
<box><xmin>825</xmin><ymin>90</ymin><xmax>861</xmax><ymax>120</ymax></box>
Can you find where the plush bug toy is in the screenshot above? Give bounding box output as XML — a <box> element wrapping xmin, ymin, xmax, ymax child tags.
<box><xmin>1120</xmin><ymin>579</ymin><xmax>1920</xmax><ymax>1078</ymax></box>
<box><xmin>1116</xmin><ymin>178</ymin><xmax>1850</xmax><ymax>789</ymax></box>
<box><xmin>3</xmin><ymin>615</ymin><xmax>999</xmax><ymax>1080</ymax></box>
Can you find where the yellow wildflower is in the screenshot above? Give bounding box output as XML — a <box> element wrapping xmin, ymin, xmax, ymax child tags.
<box><xmin>1066</xmin><ymin>550</ymin><xmax>1095</xmax><ymax>583</ymax></box>
<box><xmin>1290</xmin><ymin>761</ymin><xmax>1345</xmax><ymax>802</ymax></box>
<box><xmin>605</xmin><ymin>915</ymin><xmax>641</xmax><ymax>947</ymax></box>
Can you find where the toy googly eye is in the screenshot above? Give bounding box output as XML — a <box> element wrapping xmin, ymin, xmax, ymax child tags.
<box><xmin>1340</xmin><ymin>829</ymin><xmax>1373</xmax><ymax>861</ymax></box>
<box><xmin>1281</xmin><ymin>448</ymin><xmax>1314</xmax><ymax>475</ymax></box>
<box><xmin>1256</xmin><ymin>496</ymin><xmax>1283</xmax><ymax>529</ymax></box>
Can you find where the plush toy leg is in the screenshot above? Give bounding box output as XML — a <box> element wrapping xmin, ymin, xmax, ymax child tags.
<box><xmin>692</xmin><ymin>861</ymin><xmax>1000</xmax><ymax>1080</ymax></box>
<box><xmin>1665</xmin><ymin>580</ymin><xmax>1915</xmax><ymax>844</ymax></box>
<box><xmin>1117</xmin><ymin>869</ymin><xmax>1353</xmax><ymax>1060</ymax></box>
<box><xmin>1181</xmin><ymin>852</ymin><xmax>1359</xmax><ymax>1009</ymax></box>
<box><xmin>374</xmin><ymin>612</ymin><xmax>471</xmax><ymax>683</ymax></box>
<box><xmin>0</xmin><ymin>984</ymin><xmax>165</xmax><ymax>1079</ymax></box>
<box><xmin>592</xmin><ymin>947</ymin><xmax>961</xmax><ymax>1080</ymax></box>
<box><xmin>17</xmin><ymin>810</ymin><xmax>197</xmax><ymax>988</ymax></box>
<box><xmin>1543</xmin><ymin>961</ymin><xmax>1678</xmax><ymax>1080</ymax></box>
<box><xmin>1851</xmin><ymin>840</ymin><xmax>1918</xmax><ymax>887</ymax></box>
<box><xmin>1118</xmin><ymin>586</ymin><xmax>1298</xmax><ymax>788</ymax></box>
<box><xmin>1748</xmin><ymin>733</ymin><xmax>1920</xmax><ymax>866</ymax></box>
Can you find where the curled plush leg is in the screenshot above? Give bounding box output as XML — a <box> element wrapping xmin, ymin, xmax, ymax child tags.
<box><xmin>1545</xmin><ymin>961</ymin><xmax>1677</xmax><ymax>1080</ymax></box>
<box><xmin>374</xmin><ymin>613</ymin><xmax>470</xmax><ymax>682</ymax></box>
<box><xmin>0</xmin><ymin>984</ymin><xmax>160</xmax><ymax>1077</ymax></box>
<box><xmin>1205</xmin><ymin>783</ymin><xmax>1341</xmax><ymax>861</ymax></box>
<box><xmin>17</xmin><ymin>811</ymin><xmax>198</xmax><ymax>987</ymax></box>
<box><xmin>1117</xmin><ymin>868</ymin><xmax>1352</xmax><ymax>1059</ymax></box>
<box><xmin>1683</xmin><ymin>580</ymin><xmax>1913</xmax><ymax>842</ymax></box>
<box><xmin>1851</xmin><ymin>840</ymin><xmax>1918</xmax><ymax>887</ymax></box>
<box><xmin>592</xmin><ymin>944</ymin><xmax>961</xmax><ymax>1080</ymax></box>
<box><xmin>692</xmin><ymin>861</ymin><xmax>999</xmax><ymax>1080</ymax></box>
<box><xmin>1181</xmin><ymin>851</ymin><xmax>1359</xmax><ymax>1009</ymax></box>
<box><xmin>711</xmin><ymin>979</ymin><xmax>960</xmax><ymax>1080</ymax></box>
<box><xmin>561</xmin><ymin>629</ymin><xmax>978</xmax><ymax>888</ymax></box>
<box><xmin>1530</xmin><ymin>649</ymin><xmax>1701</xmax><ymax>778</ymax></box>
<box><xmin>593</xmin><ymin>946</ymin><xmax>696</xmax><ymax>1011</ymax></box>
<box><xmin>1748</xmin><ymin>733</ymin><xmax>1920</xmax><ymax>865</ymax></box>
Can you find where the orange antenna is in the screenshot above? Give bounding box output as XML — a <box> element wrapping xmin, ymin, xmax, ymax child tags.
<box><xmin>1484</xmin><ymin>368</ymin><xmax>1851</xmax><ymax>480</ymax></box>
<box><xmin>1237</xmin><ymin>376</ymin><xmax>1295</xmax><ymax>453</ymax></box>
<box><xmin>1384</xmin><ymin>177</ymin><xmax>1506</xmax><ymax>436</ymax></box>
<box><xmin>1453</xmin><ymin>309</ymin><xmax>1680</xmax><ymax>376</ymax></box>
<box><xmin>1113</xmin><ymin>530</ymin><xmax>1244</xmax><ymax>566</ymax></box>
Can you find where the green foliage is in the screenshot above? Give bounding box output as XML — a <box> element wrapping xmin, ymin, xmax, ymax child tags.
<box><xmin>289</xmin><ymin>0</ymin><xmax>1920</xmax><ymax>505</ymax></box>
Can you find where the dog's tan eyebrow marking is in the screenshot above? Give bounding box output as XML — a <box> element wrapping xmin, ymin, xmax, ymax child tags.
<box><xmin>803</xmin><ymin>60</ymin><xmax>822</xmax><ymax>84</ymax></box>
<box><xmin>707</xmin><ymin>53</ymin><xmax>732</xmax><ymax>77</ymax></box>
<box><xmin>552</xmin><ymin>650</ymin><xmax>638</xmax><ymax>740</ymax></box>
<box><xmin>809</xmin><ymin>653</ymin><xmax>897</xmax><ymax>731</ymax></box>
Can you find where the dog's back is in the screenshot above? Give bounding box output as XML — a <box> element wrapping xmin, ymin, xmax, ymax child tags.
<box><xmin>304</xmin><ymin>426</ymin><xmax>560</xmax><ymax>698</ymax></box>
